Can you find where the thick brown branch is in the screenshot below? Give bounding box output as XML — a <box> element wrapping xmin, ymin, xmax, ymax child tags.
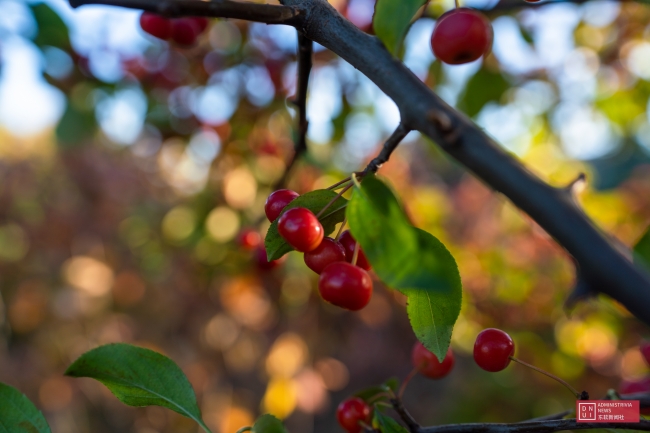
<box><xmin>278</xmin><ymin>0</ymin><xmax>650</xmax><ymax>326</ymax></box>
<box><xmin>68</xmin><ymin>0</ymin><xmax>304</xmax><ymax>25</ymax></box>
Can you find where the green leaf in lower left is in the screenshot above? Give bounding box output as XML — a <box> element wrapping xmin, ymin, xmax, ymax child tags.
<box><xmin>65</xmin><ymin>343</ymin><xmax>211</xmax><ymax>433</ymax></box>
<box><xmin>0</xmin><ymin>382</ymin><xmax>51</xmax><ymax>433</ymax></box>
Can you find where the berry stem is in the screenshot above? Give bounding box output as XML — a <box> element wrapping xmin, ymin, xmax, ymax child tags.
<box><xmin>454</xmin><ymin>0</ymin><xmax>460</xmax><ymax>8</ymax></box>
<box><xmin>398</xmin><ymin>365</ymin><xmax>421</xmax><ymax>398</ymax></box>
<box><xmin>352</xmin><ymin>240</ymin><xmax>360</xmax><ymax>266</ymax></box>
<box><xmin>335</xmin><ymin>218</ymin><xmax>347</xmax><ymax>240</ymax></box>
<box><xmin>509</xmin><ymin>356</ymin><xmax>580</xmax><ymax>399</ymax></box>
<box><xmin>327</xmin><ymin>176</ymin><xmax>351</xmax><ymax>190</ymax></box>
<box><xmin>316</xmin><ymin>183</ymin><xmax>352</xmax><ymax>218</ymax></box>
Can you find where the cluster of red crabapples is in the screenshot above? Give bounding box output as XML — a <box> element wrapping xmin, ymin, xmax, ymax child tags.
<box><xmin>264</xmin><ymin>189</ymin><xmax>373</xmax><ymax>311</ymax></box>
<box><xmin>139</xmin><ymin>12</ymin><xmax>209</xmax><ymax>46</ymax></box>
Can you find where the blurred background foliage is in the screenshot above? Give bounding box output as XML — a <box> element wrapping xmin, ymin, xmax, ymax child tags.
<box><xmin>0</xmin><ymin>0</ymin><xmax>649</xmax><ymax>432</ymax></box>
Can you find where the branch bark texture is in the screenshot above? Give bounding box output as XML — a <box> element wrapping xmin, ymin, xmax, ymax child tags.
<box><xmin>68</xmin><ymin>0</ymin><xmax>650</xmax><ymax>326</ymax></box>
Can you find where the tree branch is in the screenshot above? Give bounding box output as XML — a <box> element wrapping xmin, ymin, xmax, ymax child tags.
<box><xmin>390</xmin><ymin>397</ymin><xmax>421</xmax><ymax>433</ymax></box>
<box><xmin>364</xmin><ymin>123</ymin><xmax>411</xmax><ymax>174</ymax></box>
<box><xmin>418</xmin><ymin>419</ymin><xmax>650</xmax><ymax>433</ymax></box>
<box><xmin>277</xmin><ymin>0</ymin><xmax>650</xmax><ymax>326</ymax></box>
<box><xmin>67</xmin><ymin>0</ymin><xmax>650</xmax><ymax>326</ymax></box>
<box><xmin>274</xmin><ymin>32</ymin><xmax>313</xmax><ymax>190</ymax></box>
<box><xmin>68</xmin><ymin>0</ymin><xmax>304</xmax><ymax>25</ymax></box>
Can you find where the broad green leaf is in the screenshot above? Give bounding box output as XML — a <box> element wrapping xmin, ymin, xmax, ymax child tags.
<box><xmin>347</xmin><ymin>176</ymin><xmax>462</xmax><ymax>361</ymax></box>
<box><xmin>264</xmin><ymin>189</ymin><xmax>348</xmax><ymax>261</ymax></box>
<box><xmin>373</xmin><ymin>0</ymin><xmax>427</xmax><ymax>56</ymax></box>
<box><xmin>0</xmin><ymin>382</ymin><xmax>51</xmax><ymax>433</ymax></box>
<box><xmin>29</xmin><ymin>3</ymin><xmax>70</xmax><ymax>50</ymax></box>
<box><xmin>65</xmin><ymin>343</ymin><xmax>211</xmax><ymax>433</ymax></box>
<box><xmin>373</xmin><ymin>410</ymin><xmax>409</xmax><ymax>433</ymax></box>
<box><xmin>251</xmin><ymin>414</ymin><xmax>288</xmax><ymax>433</ymax></box>
<box><xmin>457</xmin><ymin>68</ymin><xmax>510</xmax><ymax>118</ymax></box>
<box><xmin>634</xmin><ymin>227</ymin><xmax>650</xmax><ymax>271</ymax></box>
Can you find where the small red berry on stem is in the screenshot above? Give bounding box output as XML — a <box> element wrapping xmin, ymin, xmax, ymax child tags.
<box><xmin>304</xmin><ymin>237</ymin><xmax>346</xmax><ymax>274</ymax></box>
<box><xmin>339</xmin><ymin>230</ymin><xmax>371</xmax><ymax>271</ymax></box>
<box><xmin>277</xmin><ymin>207</ymin><xmax>324</xmax><ymax>253</ymax></box>
<box><xmin>412</xmin><ymin>342</ymin><xmax>455</xmax><ymax>379</ymax></box>
<box><xmin>139</xmin><ymin>12</ymin><xmax>172</xmax><ymax>40</ymax></box>
<box><xmin>171</xmin><ymin>18</ymin><xmax>202</xmax><ymax>46</ymax></box>
<box><xmin>473</xmin><ymin>328</ymin><xmax>515</xmax><ymax>372</ymax></box>
<box><xmin>336</xmin><ymin>397</ymin><xmax>372</xmax><ymax>433</ymax></box>
<box><xmin>431</xmin><ymin>8</ymin><xmax>493</xmax><ymax>65</ymax></box>
<box><xmin>265</xmin><ymin>189</ymin><xmax>300</xmax><ymax>222</ymax></box>
<box><xmin>319</xmin><ymin>262</ymin><xmax>372</xmax><ymax>311</ymax></box>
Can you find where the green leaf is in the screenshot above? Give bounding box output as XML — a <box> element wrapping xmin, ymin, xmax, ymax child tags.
<box><xmin>634</xmin><ymin>227</ymin><xmax>650</xmax><ymax>271</ymax></box>
<box><xmin>347</xmin><ymin>176</ymin><xmax>462</xmax><ymax>362</ymax></box>
<box><xmin>373</xmin><ymin>0</ymin><xmax>427</xmax><ymax>56</ymax></box>
<box><xmin>457</xmin><ymin>68</ymin><xmax>510</xmax><ymax>118</ymax></box>
<box><xmin>0</xmin><ymin>382</ymin><xmax>51</xmax><ymax>433</ymax></box>
<box><xmin>29</xmin><ymin>3</ymin><xmax>70</xmax><ymax>50</ymax></box>
<box><xmin>373</xmin><ymin>410</ymin><xmax>409</xmax><ymax>433</ymax></box>
<box><xmin>251</xmin><ymin>414</ymin><xmax>288</xmax><ymax>433</ymax></box>
<box><xmin>264</xmin><ymin>189</ymin><xmax>348</xmax><ymax>261</ymax></box>
<box><xmin>65</xmin><ymin>343</ymin><xmax>211</xmax><ymax>433</ymax></box>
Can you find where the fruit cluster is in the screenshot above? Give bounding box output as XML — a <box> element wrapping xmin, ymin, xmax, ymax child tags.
<box><xmin>265</xmin><ymin>189</ymin><xmax>373</xmax><ymax>311</ymax></box>
<box><xmin>139</xmin><ymin>12</ymin><xmax>209</xmax><ymax>46</ymax></box>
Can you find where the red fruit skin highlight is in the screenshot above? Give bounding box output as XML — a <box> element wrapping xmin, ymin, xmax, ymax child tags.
<box><xmin>318</xmin><ymin>262</ymin><xmax>373</xmax><ymax>311</ymax></box>
<box><xmin>336</xmin><ymin>397</ymin><xmax>372</xmax><ymax>433</ymax></box>
<box><xmin>265</xmin><ymin>189</ymin><xmax>300</xmax><ymax>222</ymax></box>
<box><xmin>277</xmin><ymin>207</ymin><xmax>324</xmax><ymax>253</ymax></box>
<box><xmin>473</xmin><ymin>328</ymin><xmax>515</xmax><ymax>372</ymax></box>
<box><xmin>431</xmin><ymin>8</ymin><xmax>493</xmax><ymax>65</ymax></box>
<box><xmin>304</xmin><ymin>237</ymin><xmax>347</xmax><ymax>274</ymax></box>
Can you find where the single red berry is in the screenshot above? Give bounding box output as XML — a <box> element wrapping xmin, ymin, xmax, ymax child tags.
<box><xmin>265</xmin><ymin>189</ymin><xmax>300</xmax><ymax>222</ymax></box>
<box><xmin>319</xmin><ymin>262</ymin><xmax>373</xmax><ymax>311</ymax></box>
<box><xmin>238</xmin><ymin>228</ymin><xmax>261</xmax><ymax>251</ymax></box>
<box><xmin>254</xmin><ymin>246</ymin><xmax>283</xmax><ymax>270</ymax></box>
<box><xmin>431</xmin><ymin>8</ymin><xmax>493</xmax><ymax>65</ymax></box>
<box><xmin>171</xmin><ymin>18</ymin><xmax>201</xmax><ymax>46</ymax></box>
<box><xmin>304</xmin><ymin>237</ymin><xmax>347</xmax><ymax>274</ymax></box>
<box><xmin>139</xmin><ymin>12</ymin><xmax>172</xmax><ymax>40</ymax></box>
<box><xmin>336</xmin><ymin>397</ymin><xmax>372</xmax><ymax>433</ymax></box>
<box><xmin>620</xmin><ymin>378</ymin><xmax>650</xmax><ymax>414</ymax></box>
<box><xmin>473</xmin><ymin>328</ymin><xmax>515</xmax><ymax>372</ymax></box>
<box><xmin>640</xmin><ymin>341</ymin><xmax>650</xmax><ymax>366</ymax></box>
<box><xmin>411</xmin><ymin>342</ymin><xmax>455</xmax><ymax>379</ymax></box>
<box><xmin>277</xmin><ymin>207</ymin><xmax>324</xmax><ymax>253</ymax></box>
<box><xmin>191</xmin><ymin>17</ymin><xmax>210</xmax><ymax>33</ymax></box>
<box><xmin>339</xmin><ymin>230</ymin><xmax>371</xmax><ymax>271</ymax></box>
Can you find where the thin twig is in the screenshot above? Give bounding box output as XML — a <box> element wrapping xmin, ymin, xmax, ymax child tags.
<box><xmin>418</xmin><ymin>419</ymin><xmax>650</xmax><ymax>433</ymax></box>
<box><xmin>398</xmin><ymin>366</ymin><xmax>421</xmax><ymax>399</ymax></box>
<box><xmin>69</xmin><ymin>0</ymin><xmax>303</xmax><ymax>25</ymax></box>
<box><xmin>327</xmin><ymin>177</ymin><xmax>352</xmax><ymax>190</ymax></box>
<box><xmin>334</xmin><ymin>217</ymin><xmax>347</xmax><ymax>240</ymax></box>
<box><xmin>509</xmin><ymin>356</ymin><xmax>580</xmax><ymax>399</ymax></box>
<box><xmin>364</xmin><ymin>123</ymin><xmax>411</xmax><ymax>174</ymax></box>
<box><xmin>390</xmin><ymin>397</ymin><xmax>421</xmax><ymax>433</ymax></box>
<box><xmin>316</xmin><ymin>183</ymin><xmax>352</xmax><ymax>218</ymax></box>
<box><xmin>274</xmin><ymin>32</ymin><xmax>313</xmax><ymax>190</ymax></box>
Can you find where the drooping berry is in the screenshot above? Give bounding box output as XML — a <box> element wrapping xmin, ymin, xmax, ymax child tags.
<box><xmin>255</xmin><ymin>246</ymin><xmax>283</xmax><ymax>270</ymax></box>
<box><xmin>640</xmin><ymin>341</ymin><xmax>650</xmax><ymax>366</ymax></box>
<box><xmin>171</xmin><ymin>18</ymin><xmax>201</xmax><ymax>46</ymax></box>
<box><xmin>265</xmin><ymin>189</ymin><xmax>300</xmax><ymax>222</ymax></box>
<box><xmin>473</xmin><ymin>328</ymin><xmax>515</xmax><ymax>372</ymax></box>
<box><xmin>319</xmin><ymin>262</ymin><xmax>372</xmax><ymax>311</ymax></box>
<box><xmin>339</xmin><ymin>230</ymin><xmax>371</xmax><ymax>271</ymax></box>
<box><xmin>411</xmin><ymin>342</ymin><xmax>455</xmax><ymax>379</ymax></box>
<box><xmin>336</xmin><ymin>397</ymin><xmax>372</xmax><ymax>433</ymax></box>
<box><xmin>139</xmin><ymin>12</ymin><xmax>172</xmax><ymax>40</ymax></box>
<box><xmin>304</xmin><ymin>237</ymin><xmax>346</xmax><ymax>274</ymax></box>
<box><xmin>431</xmin><ymin>8</ymin><xmax>493</xmax><ymax>65</ymax></box>
<box><xmin>277</xmin><ymin>207</ymin><xmax>324</xmax><ymax>253</ymax></box>
<box><xmin>238</xmin><ymin>228</ymin><xmax>261</xmax><ymax>251</ymax></box>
